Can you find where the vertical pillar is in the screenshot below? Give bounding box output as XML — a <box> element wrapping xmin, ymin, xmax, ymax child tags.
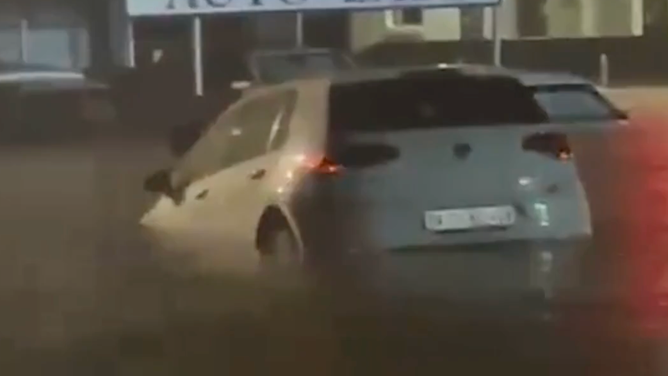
<box><xmin>19</xmin><ymin>18</ymin><xmax>29</xmax><ymax>63</ymax></box>
<box><xmin>192</xmin><ymin>16</ymin><xmax>203</xmax><ymax>96</ymax></box>
<box><xmin>127</xmin><ymin>19</ymin><xmax>136</xmax><ymax>67</ymax></box>
<box><xmin>296</xmin><ymin>12</ymin><xmax>304</xmax><ymax>47</ymax></box>
<box><xmin>631</xmin><ymin>0</ymin><xmax>644</xmax><ymax>36</ymax></box>
<box><xmin>491</xmin><ymin>3</ymin><xmax>502</xmax><ymax>66</ymax></box>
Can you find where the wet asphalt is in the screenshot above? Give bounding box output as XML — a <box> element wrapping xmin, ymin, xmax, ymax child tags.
<box><xmin>3</xmin><ymin>96</ymin><xmax>668</xmax><ymax>375</ymax></box>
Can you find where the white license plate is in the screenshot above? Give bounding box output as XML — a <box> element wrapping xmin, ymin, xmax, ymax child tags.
<box><xmin>424</xmin><ymin>206</ymin><xmax>516</xmax><ymax>231</ymax></box>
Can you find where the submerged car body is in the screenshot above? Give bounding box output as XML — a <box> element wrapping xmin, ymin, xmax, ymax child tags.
<box><xmin>141</xmin><ymin>65</ymin><xmax>626</xmax><ymax>297</ymax></box>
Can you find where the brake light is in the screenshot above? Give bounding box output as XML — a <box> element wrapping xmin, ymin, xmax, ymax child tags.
<box><xmin>299</xmin><ymin>142</ymin><xmax>401</xmax><ymax>174</ymax></box>
<box><xmin>557</xmin><ymin>149</ymin><xmax>573</xmax><ymax>161</ymax></box>
<box><xmin>301</xmin><ymin>155</ymin><xmax>344</xmax><ymax>175</ymax></box>
<box><xmin>523</xmin><ymin>132</ymin><xmax>573</xmax><ymax>161</ymax></box>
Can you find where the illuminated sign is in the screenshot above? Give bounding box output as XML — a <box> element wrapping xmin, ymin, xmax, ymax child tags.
<box><xmin>127</xmin><ymin>0</ymin><xmax>501</xmax><ymax>17</ymax></box>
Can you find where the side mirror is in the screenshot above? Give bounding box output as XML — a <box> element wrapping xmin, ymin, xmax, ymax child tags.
<box><xmin>231</xmin><ymin>80</ymin><xmax>251</xmax><ymax>90</ymax></box>
<box><xmin>143</xmin><ymin>169</ymin><xmax>172</xmax><ymax>194</ymax></box>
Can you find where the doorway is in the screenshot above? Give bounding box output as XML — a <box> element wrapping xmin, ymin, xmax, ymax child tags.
<box><xmin>202</xmin><ymin>15</ymin><xmax>254</xmax><ymax>94</ymax></box>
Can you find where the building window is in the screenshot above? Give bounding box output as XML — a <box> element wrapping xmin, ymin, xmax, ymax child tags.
<box><xmin>517</xmin><ymin>0</ymin><xmax>548</xmax><ymax>37</ymax></box>
<box><xmin>0</xmin><ymin>4</ymin><xmax>89</xmax><ymax>69</ymax></box>
<box><xmin>460</xmin><ymin>7</ymin><xmax>485</xmax><ymax>39</ymax></box>
<box><xmin>0</xmin><ymin>5</ymin><xmax>21</xmax><ymax>63</ymax></box>
<box><xmin>644</xmin><ymin>0</ymin><xmax>668</xmax><ymax>35</ymax></box>
<box><xmin>0</xmin><ymin>24</ymin><xmax>21</xmax><ymax>63</ymax></box>
<box><xmin>393</xmin><ymin>8</ymin><xmax>423</xmax><ymax>25</ymax></box>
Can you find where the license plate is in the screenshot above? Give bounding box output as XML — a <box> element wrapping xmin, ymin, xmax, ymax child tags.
<box><xmin>424</xmin><ymin>206</ymin><xmax>516</xmax><ymax>231</ymax></box>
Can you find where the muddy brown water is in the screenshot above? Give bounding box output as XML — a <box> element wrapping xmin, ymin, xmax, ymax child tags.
<box><xmin>3</xmin><ymin>94</ymin><xmax>668</xmax><ymax>375</ymax></box>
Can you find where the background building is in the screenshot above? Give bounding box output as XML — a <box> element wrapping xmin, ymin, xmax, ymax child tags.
<box><xmin>1</xmin><ymin>0</ymin><xmax>668</xmax><ymax>90</ymax></box>
<box><xmin>0</xmin><ymin>0</ymin><xmax>94</xmax><ymax>69</ymax></box>
<box><xmin>350</xmin><ymin>0</ymin><xmax>646</xmax><ymax>52</ymax></box>
<box><xmin>1</xmin><ymin>0</ymin><xmax>664</xmax><ymax>71</ymax></box>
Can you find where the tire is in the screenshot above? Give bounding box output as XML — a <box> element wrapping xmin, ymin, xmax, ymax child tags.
<box><xmin>258</xmin><ymin>223</ymin><xmax>302</xmax><ymax>276</ymax></box>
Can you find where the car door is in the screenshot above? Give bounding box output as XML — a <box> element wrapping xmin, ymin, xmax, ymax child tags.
<box><xmin>224</xmin><ymin>90</ymin><xmax>297</xmax><ymax>252</ymax></box>
<box><xmin>185</xmin><ymin>90</ymin><xmax>295</xmax><ymax>254</ymax></box>
<box><xmin>141</xmin><ymin>118</ymin><xmax>227</xmax><ymax>229</ymax></box>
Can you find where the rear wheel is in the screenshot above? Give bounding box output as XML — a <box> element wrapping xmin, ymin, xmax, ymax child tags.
<box><xmin>257</xmin><ymin>221</ymin><xmax>303</xmax><ymax>280</ymax></box>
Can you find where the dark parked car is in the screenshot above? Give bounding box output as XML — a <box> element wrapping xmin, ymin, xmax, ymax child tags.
<box><xmin>0</xmin><ymin>63</ymin><xmax>114</xmax><ymax>144</ymax></box>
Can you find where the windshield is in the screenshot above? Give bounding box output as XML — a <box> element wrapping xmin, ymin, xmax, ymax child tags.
<box><xmin>329</xmin><ymin>76</ymin><xmax>548</xmax><ymax>131</ymax></box>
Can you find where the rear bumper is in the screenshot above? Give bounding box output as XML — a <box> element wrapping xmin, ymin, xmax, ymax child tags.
<box><xmin>293</xmin><ymin>217</ymin><xmax>593</xmax><ymax>300</ymax></box>
<box><xmin>288</xmin><ymin>179</ymin><xmax>593</xmax><ymax>299</ymax></box>
<box><xmin>291</xmin><ymin>197</ymin><xmax>591</xmax><ymax>257</ymax></box>
<box><xmin>347</xmin><ymin>238</ymin><xmax>591</xmax><ymax>299</ymax></box>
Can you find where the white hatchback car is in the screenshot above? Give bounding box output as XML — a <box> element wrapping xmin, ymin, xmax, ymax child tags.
<box><xmin>142</xmin><ymin>65</ymin><xmax>626</xmax><ymax>296</ymax></box>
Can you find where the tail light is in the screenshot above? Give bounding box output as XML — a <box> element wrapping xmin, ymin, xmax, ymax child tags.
<box><xmin>522</xmin><ymin>132</ymin><xmax>573</xmax><ymax>161</ymax></box>
<box><xmin>302</xmin><ymin>156</ymin><xmax>344</xmax><ymax>175</ymax></box>
<box><xmin>302</xmin><ymin>142</ymin><xmax>400</xmax><ymax>175</ymax></box>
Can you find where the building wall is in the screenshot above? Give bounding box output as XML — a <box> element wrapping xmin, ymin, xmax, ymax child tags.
<box><xmin>350</xmin><ymin>8</ymin><xmax>461</xmax><ymax>52</ymax></box>
<box><xmin>483</xmin><ymin>0</ymin><xmax>518</xmax><ymax>39</ymax></box>
<box><xmin>545</xmin><ymin>0</ymin><xmax>584</xmax><ymax>37</ymax></box>
<box><xmin>547</xmin><ymin>0</ymin><xmax>643</xmax><ymax>37</ymax></box>
<box><xmin>350</xmin><ymin>0</ymin><xmax>645</xmax><ymax>53</ymax></box>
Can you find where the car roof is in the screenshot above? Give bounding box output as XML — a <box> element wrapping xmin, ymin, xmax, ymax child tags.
<box><xmin>0</xmin><ymin>63</ymin><xmax>107</xmax><ymax>91</ymax></box>
<box><xmin>325</xmin><ymin>64</ymin><xmax>590</xmax><ymax>86</ymax></box>
<box><xmin>237</xmin><ymin>64</ymin><xmax>595</xmax><ymax>103</ymax></box>
<box><xmin>248</xmin><ymin>64</ymin><xmax>591</xmax><ymax>91</ymax></box>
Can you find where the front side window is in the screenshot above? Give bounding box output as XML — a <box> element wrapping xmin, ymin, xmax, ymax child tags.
<box><xmin>217</xmin><ymin>93</ymin><xmax>286</xmax><ymax>168</ymax></box>
<box><xmin>171</xmin><ymin>120</ymin><xmax>223</xmax><ymax>189</ymax></box>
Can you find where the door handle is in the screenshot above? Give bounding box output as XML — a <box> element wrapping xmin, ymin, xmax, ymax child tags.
<box><xmin>249</xmin><ymin>168</ymin><xmax>266</xmax><ymax>180</ymax></box>
<box><xmin>195</xmin><ymin>189</ymin><xmax>209</xmax><ymax>200</ymax></box>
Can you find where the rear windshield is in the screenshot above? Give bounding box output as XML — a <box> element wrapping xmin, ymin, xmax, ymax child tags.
<box><xmin>328</xmin><ymin>76</ymin><xmax>549</xmax><ymax>132</ymax></box>
<box><xmin>531</xmin><ymin>84</ymin><xmax>625</xmax><ymax>122</ymax></box>
<box><xmin>328</xmin><ymin>77</ymin><xmax>623</xmax><ymax>133</ymax></box>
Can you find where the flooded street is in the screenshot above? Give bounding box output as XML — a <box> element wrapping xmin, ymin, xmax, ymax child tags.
<box><xmin>2</xmin><ymin>91</ymin><xmax>668</xmax><ymax>375</ymax></box>
<box><xmin>0</xmin><ymin>139</ymin><xmax>171</xmax><ymax>348</ymax></box>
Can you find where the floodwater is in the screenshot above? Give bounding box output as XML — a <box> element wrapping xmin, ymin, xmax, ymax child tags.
<box><xmin>2</xmin><ymin>115</ymin><xmax>668</xmax><ymax>375</ymax></box>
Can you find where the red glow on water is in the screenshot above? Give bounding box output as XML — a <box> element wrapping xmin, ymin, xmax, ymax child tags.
<box><xmin>611</xmin><ymin>109</ymin><xmax>668</xmax><ymax>337</ymax></box>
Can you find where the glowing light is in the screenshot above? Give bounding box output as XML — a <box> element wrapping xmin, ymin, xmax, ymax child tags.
<box><xmin>534</xmin><ymin>202</ymin><xmax>550</xmax><ymax>227</ymax></box>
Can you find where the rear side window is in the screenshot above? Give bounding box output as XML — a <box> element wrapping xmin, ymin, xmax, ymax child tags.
<box><xmin>328</xmin><ymin>76</ymin><xmax>549</xmax><ymax>132</ymax></box>
<box><xmin>532</xmin><ymin>84</ymin><xmax>625</xmax><ymax>122</ymax></box>
<box><xmin>267</xmin><ymin>90</ymin><xmax>297</xmax><ymax>151</ymax></box>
